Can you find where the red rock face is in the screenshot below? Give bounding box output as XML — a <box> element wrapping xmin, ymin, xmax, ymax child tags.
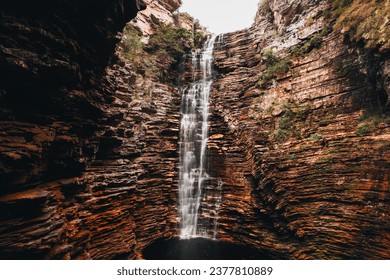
<box><xmin>85</xmin><ymin>61</ymin><xmax>181</xmax><ymax>259</ymax></box>
<box><xmin>0</xmin><ymin>0</ymin><xmax>182</xmax><ymax>259</ymax></box>
<box><xmin>1</xmin><ymin>0</ymin><xmax>389</xmax><ymax>260</ymax></box>
<box><xmin>131</xmin><ymin>0</ymin><xmax>182</xmax><ymax>38</ymax></box>
<box><xmin>209</xmin><ymin>0</ymin><xmax>390</xmax><ymax>259</ymax></box>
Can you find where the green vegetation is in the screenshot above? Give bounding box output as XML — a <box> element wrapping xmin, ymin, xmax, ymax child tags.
<box><xmin>309</xmin><ymin>133</ymin><xmax>324</xmax><ymax>142</ymax></box>
<box><xmin>319</xmin><ymin>114</ymin><xmax>336</xmax><ymax>126</ymax></box>
<box><xmin>193</xmin><ymin>20</ymin><xmax>208</xmax><ymax>48</ymax></box>
<box><xmin>271</xmin><ymin>102</ymin><xmax>326</xmax><ymax>143</ymax></box>
<box><xmin>272</xmin><ymin>102</ymin><xmax>309</xmax><ymax>142</ymax></box>
<box><xmin>147</xmin><ymin>24</ymin><xmax>192</xmax><ymax>65</ymax></box>
<box><xmin>355</xmin><ymin>114</ymin><xmax>390</xmax><ymax>138</ymax></box>
<box><xmin>356</xmin><ymin>114</ymin><xmax>390</xmax><ymax>135</ymax></box>
<box><xmin>279</xmin><ymin>116</ymin><xmax>291</xmax><ymax>129</ymax></box>
<box><xmin>257</xmin><ymin>50</ymin><xmax>292</xmax><ymax>89</ymax></box>
<box><xmin>301</xmin><ymin>34</ymin><xmax>323</xmax><ymax>53</ymax></box>
<box><xmin>355</xmin><ymin>124</ymin><xmax>372</xmax><ymax>136</ymax></box>
<box><xmin>290</xmin><ymin>24</ymin><xmax>333</xmax><ymax>57</ymax></box>
<box><xmin>260</xmin><ymin>0</ymin><xmax>271</xmax><ymax>12</ymax></box>
<box><xmin>359</xmin><ymin>114</ymin><xmax>390</xmax><ymax>127</ymax></box>
<box><xmin>146</xmin><ymin>24</ymin><xmax>192</xmax><ymax>81</ymax></box>
<box><xmin>274</xmin><ymin>128</ymin><xmax>289</xmax><ymax>141</ymax></box>
<box><xmin>119</xmin><ymin>23</ymin><xmax>194</xmax><ymax>82</ymax></box>
<box><xmin>259</xmin><ymin>0</ymin><xmax>274</xmax><ymax>22</ymax></box>
<box><xmin>330</xmin><ymin>0</ymin><xmax>390</xmax><ymax>51</ymax></box>
<box><xmin>288</xmin><ymin>153</ymin><xmax>297</xmax><ymax>160</ymax></box>
<box><xmin>334</xmin><ymin>56</ymin><xmax>364</xmax><ymax>79</ymax></box>
<box><xmin>319</xmin><ymin>7</ymin><xmax>332</xmax><ymax>19</ymax></box>
<box><xmin>329</xmin><ymin>0</ymin><xmax>354</xmax><ymax>17</ymax></box>
<box><xmin>120</xmin><ymin>24</ymin><xmax>144</xmax><ymax>63</ymax></box>
<box><xmin>325</xmin><ymin>0</ymin><xmax>389</xmax><ymax>114</ymax></box>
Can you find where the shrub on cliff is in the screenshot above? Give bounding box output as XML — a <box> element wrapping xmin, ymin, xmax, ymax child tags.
<box><xmin>146</xmin><ymin>23</ymin><xmax>192</xmax><ymax>71</ymax></box>
<box><xmin>119</xmin><ymin>23</ymin><xmax>193</xmax><ymax>83</ymax></box>
<box><xmin>120</xmin><ymin>24</ymin><xmax>144</xmax><ymax>63</ymax></box>
<box><xmin>331</xmin><ymin>0</ymin><xmax>390</xmax><ymax>51</ymax></box>
<box><xmin>259</xmin><ymin>0</ymin><xmax>274</xmax><ymax>22</ymax></box>
<box><xmin>192</xmin><ymin>19</ymin><xmax>208</xmax><ymax>48</ymax></box>
<box><xmin>257</xmin><ymin>50</ymin><xmax>291</xmax><ymax>89</ymax></box>
<box><xmin>291</xmin><ymin>27</ymin><xmax>331</xmax><ymax>57</ymax></box>
<box><xmin>301</xmin><ymin>33</ymin><xmax>323</xmax><ymax>53</ymax></box>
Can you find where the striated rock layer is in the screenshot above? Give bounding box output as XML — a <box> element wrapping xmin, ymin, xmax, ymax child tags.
<box><xmin>0</xmin><ymin>0</ymin><xmax>181</xmax><ymax>259</ymax></box>
<box><xmin>131</xmin><ymin>0</ymin><xmax>181</xmax><ymax>39</ymax></box>
<box><xmin>1</xmin><ymin>0</ymin><xmax>389</xmax><ymax>260</ymax></box>
<box><xmin>209</xmin><ymin>0</ymin><xmax>390</xmax><ymax>259</ymax></box>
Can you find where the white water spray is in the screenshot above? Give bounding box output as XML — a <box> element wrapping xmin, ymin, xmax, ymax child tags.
<box><xmin>178</xmin><ymin>36</ymin><xmax>218</xmax><ymax>239</ymax></box>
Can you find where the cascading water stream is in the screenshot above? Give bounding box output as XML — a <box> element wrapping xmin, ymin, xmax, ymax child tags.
<box><xmin>178</xmin><ymin>35</ymin><xmax>218</xmax><ymax>239</ymax></box>
<box><xmin>142</xmin><ymin>34</ymin><xmax>269</xmax><ymax>260</ymax></box>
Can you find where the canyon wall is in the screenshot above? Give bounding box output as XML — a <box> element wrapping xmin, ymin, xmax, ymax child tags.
<box><xmin>210</xmin><ymin>0</ymin><xmax>390</xmax><ymax>259</ymax></box>
<box><xmin>1</xmin><ymin>0</ymin><xmax>389</xmax><ymax>260</ymax></box>
<box><xmin>0</xmin><ymin>0</ymin><xmax>183</xmax><ymax>259</ymax></box>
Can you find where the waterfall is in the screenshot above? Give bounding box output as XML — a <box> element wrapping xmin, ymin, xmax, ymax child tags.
<box><xmin>178</xmin><ymin>35</ymin><xmax>218</xmax><ymax>239</ymax></box>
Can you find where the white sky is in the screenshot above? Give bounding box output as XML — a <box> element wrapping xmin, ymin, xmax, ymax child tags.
<box><xmin>179</xmin><ymin>0</ymin><xmax>260</xmax><ymax>35</ymax></box>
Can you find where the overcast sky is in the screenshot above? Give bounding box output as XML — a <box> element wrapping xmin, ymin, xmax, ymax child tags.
<box><xmin>179</xmin><ymin>0</ymin><xmax>260</xmax><ymax>35</ymax></box>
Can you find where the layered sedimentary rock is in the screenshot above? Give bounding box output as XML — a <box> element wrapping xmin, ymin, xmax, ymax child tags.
<box><xmin>77</xmin><ymin>60</ymin><xmax>181</xmax><ymax>260</ymax></box>
<box><xmin>0</xmin><ymin>0</ymin><xmax>144</xmax><ymax>187</ymax></box>
<box><xmin>0</xmin><ymin>0</ymin><xmax>181</xmax><ymax>259</ymax></box>
<box><xmin>1</xmin><ymin>0</ymin><xmax>389</xmax><ymax>260</ymax></box>
<box><xmin>209</xmin><ymin>0</ymin><xmax>390</xmax><ymax>259</ymax></box>
<box><xmin>131</xmin><ymin>0</ymin><xmax>181</xmax><ymax>39</ymax></box>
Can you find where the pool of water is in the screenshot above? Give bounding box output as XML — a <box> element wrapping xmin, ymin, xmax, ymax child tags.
<box><xmin>142</xmin><ymin>237</ymin><xmax>272</xmax><ymax>260</ymax></box>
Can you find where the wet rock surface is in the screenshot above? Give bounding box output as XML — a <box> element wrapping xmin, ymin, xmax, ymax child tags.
<box><xmin>209</xmin><ymin>0</ymin><xmax>390</xmax><ymax>259</ymax></box>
